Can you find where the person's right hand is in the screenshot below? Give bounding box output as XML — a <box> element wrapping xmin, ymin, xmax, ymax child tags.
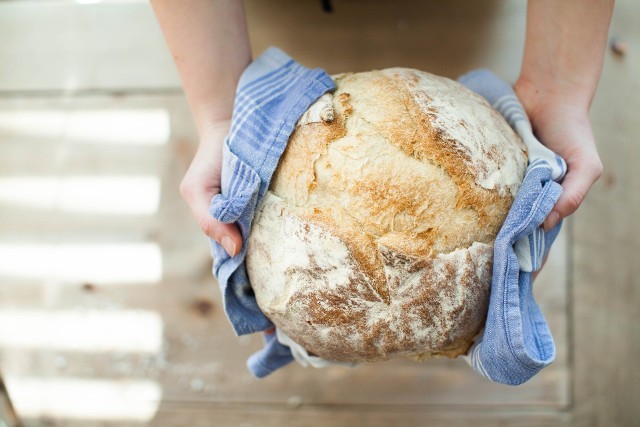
<box><xmin>179</xmin><ymin>120</ymin><xmax>242</xmax><ymax>257</ymax></box>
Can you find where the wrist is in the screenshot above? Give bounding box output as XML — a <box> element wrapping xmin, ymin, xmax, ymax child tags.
<box><xmin>514</xmin><ymin>76</ymin><xmax>590</xmax><ymax>125</ymax></box>
<box><xmin>199</xmin><ymin>117</ymin><xmax>232</xmax><ymax>142</ymax></box>
<box><xmin>192</xmin><ymin>102</ymin><xmax>234</xmax><ymax>139</ymax></box>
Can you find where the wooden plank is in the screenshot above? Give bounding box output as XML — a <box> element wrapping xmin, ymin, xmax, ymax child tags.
<box><xmin>149</xmin><ymin>402</ymin><xmax>572</xmax><ymax>427</ymax></box>
<box><xmin>571</xmin><ymin>0</ymin><xmax>640</xmax><ymax>425</ymax></box>
<box><xmin>245</xmin><ymin>0</ymin><xmax>527</xmax><ymax>80</ymax></box>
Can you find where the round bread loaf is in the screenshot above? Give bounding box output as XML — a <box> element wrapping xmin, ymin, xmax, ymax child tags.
<box><xmin>246</xmin><ymin>68</ymin><xmax>527</xmax><ymax>362</ymax></box>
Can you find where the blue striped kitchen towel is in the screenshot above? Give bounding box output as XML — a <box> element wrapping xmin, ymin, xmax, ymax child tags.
<box><xmin>208</xmin><ymin>47</ymin><xmax>335</xmax><ymax>377</ymax></box>
<box><xmin>459</xmin><ymin>69</ymin><xmax>567</xmax><ymax>385</ymax></box>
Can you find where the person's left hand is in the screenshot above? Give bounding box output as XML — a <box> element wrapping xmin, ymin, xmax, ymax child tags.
<box><xmin>514</xmin><ymin>79</ymin><xmax>603</xmax><ymax>232</ymax></box>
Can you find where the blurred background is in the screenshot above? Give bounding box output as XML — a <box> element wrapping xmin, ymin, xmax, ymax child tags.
<box><xmin>0</xmin><ymin>0</ymin><xmax>637</xmax><ymax>426</ymax></box>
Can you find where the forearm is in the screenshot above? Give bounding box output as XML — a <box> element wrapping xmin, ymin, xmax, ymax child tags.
<box><xmin>151</xmin><ymin>0</ymin><xmax>251</xmax><ymax>136</ymax></box>
<box><xmin>516</xmin><ymin>0</ymin><xmax>614</xmax><ymax>111</ymax></box>
<box><xmin>514</xmin><ymin>0</ymin><xmax>613</xmax><ymax>230</ymax></box>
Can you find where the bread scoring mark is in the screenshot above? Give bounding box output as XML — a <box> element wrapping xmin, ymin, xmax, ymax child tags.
<box><xmin>378</xmin><ymin>71</ymin><xmax>519</xmax><ymax>229</ymax></box>
<box><xmin>336</xmin><ymin>92</ymin><xmax>353</xmax><ymax>116</ymax></box>
<box><xmin>304</xmin><ymin>206</ymin><xmax>391</xmax><ymax>305</ymax></box>
<box><xmin>297</xmin><ymin>83</ymin><xmax>392</xmax><ymax>305</ymax></box>
<box><xmin>384</xmin><ymin>68</ymin><xmax>527</xmax><ymax>195</ymax></box>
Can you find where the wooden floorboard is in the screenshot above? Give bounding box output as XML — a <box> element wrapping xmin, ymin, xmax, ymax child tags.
<box><xmin>572</xmin><ymin>0</ymin><xmax>640</xmax><ymax>425</ymax></box>
<box><xmin>1</xmin><ymin>0</ymin><xmax>638</xmax><ymax>425</ymax></box>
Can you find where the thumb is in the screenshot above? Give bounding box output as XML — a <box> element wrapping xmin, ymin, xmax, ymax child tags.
<box><xmin>181</xmin><ymin>184</ymin><xmax>243</xmax><ymax>257</ymax></box>
<box><xmin>543</xmin><ymin>156</ymin><xmax>602</xmax><ymax>231</ymax></box>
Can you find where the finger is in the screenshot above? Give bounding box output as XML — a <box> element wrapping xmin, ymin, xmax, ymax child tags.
<box><xmin>181</xmin><ymin>182</ymin><xmax>243</xmax><ymax>256</ymax></box>
<box><xmin>543</xmin><ymin>156</ymin><xmax>602</xmax><ymax>231</ymax></box>
<box><xmin>199</xmin><ymin>211</ymin><xmax>243</xmax><ymax>257</ymax></box>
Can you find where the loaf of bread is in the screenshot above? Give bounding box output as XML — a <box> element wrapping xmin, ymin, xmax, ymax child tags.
<box><xmin>246</xmin><ymin>68</ymin><xmax>527</xmax><ymax>362</ymax></box>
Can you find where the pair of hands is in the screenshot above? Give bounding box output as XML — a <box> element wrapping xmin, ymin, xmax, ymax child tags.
<box><xmin>182</xmin><ymin>82</ymin><xmax>602</xmax><ymax>261</ymax></box>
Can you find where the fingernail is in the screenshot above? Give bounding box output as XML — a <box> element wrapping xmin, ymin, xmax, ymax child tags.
<box><xmin>543</xmin><ymin>211</ymin><xmax>560</xmax><ymax>231</ymax></box>
<box><xmin>221</xmin><ymin>236</ymin><xmax>237</xmax><ymax>257</ymax></box>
